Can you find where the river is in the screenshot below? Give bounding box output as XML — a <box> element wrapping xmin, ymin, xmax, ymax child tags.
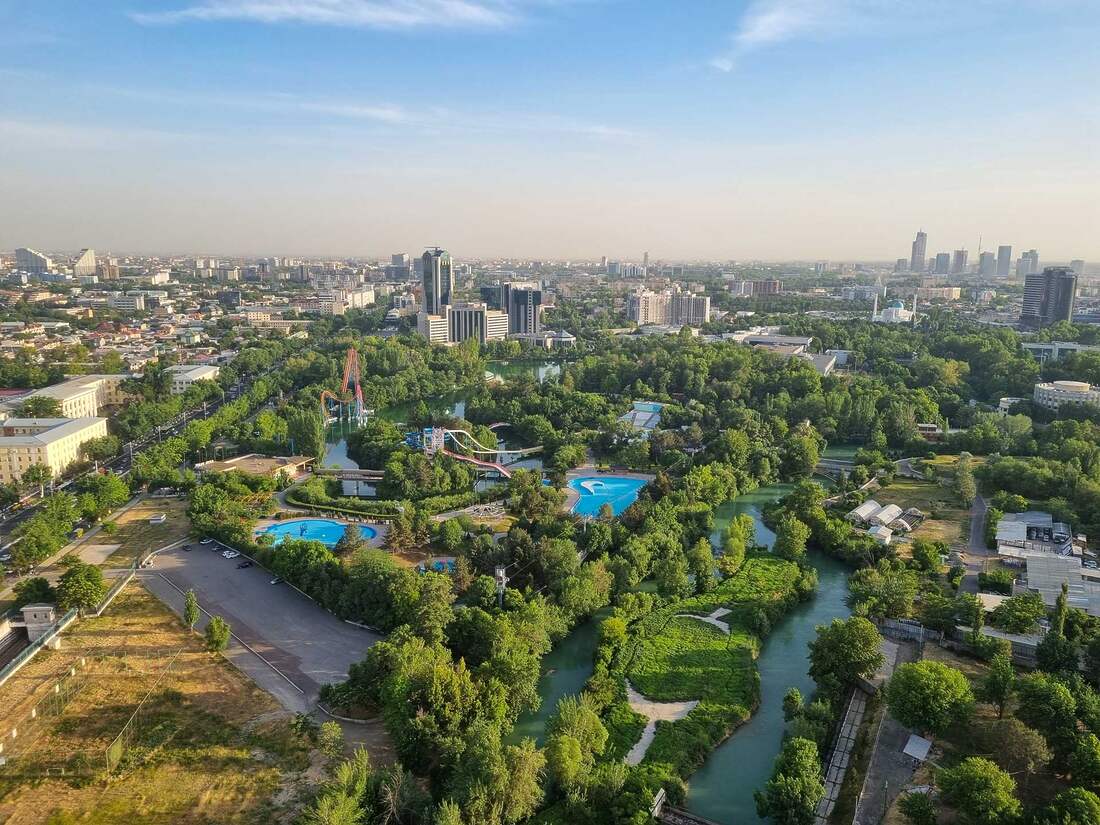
<box><xmin>684</xmin><ymin>485</ymin><xmax>851</xmax><ymax>824</ymax></box>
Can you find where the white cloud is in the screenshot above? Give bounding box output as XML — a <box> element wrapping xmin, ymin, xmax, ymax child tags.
<box><xmin>708</xmin><ymin>0</ymin><xmax>1077</xmax><ymax>72</ymax></box>
<box><xmin>130</xmin><ymin>0</ymin><xmax>531</xmax><ymax>29</ymax></box>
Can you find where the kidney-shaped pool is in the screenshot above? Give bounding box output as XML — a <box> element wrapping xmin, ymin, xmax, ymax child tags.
<box><xmin>259</xmin><ymin>518</ymin><xmax>377</xmax><ymax>547</ymax></box>
<box><xmin>568</xmin><ymin>475</ymin><xmax>647</xmax><ymax>517</ymax></box>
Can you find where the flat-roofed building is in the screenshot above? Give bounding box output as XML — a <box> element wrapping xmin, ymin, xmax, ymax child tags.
<box><xmin>1033</xmin><ymin>380</ymin><xmax>1100</xmax><ymax>412</ymax></box>
<box><xmin>0</xmin><ymin>417</ymin><xmax>108</xmax><ymax>484</ymax></box>
<box><xmin>165</xmin><ymin>364</ymin><xmax>220</xmax><ymax>395</ymax></box>
<box><xmin>12</xmin><ymin>374</ymin><xmax>132</xmax><ymax>418</ymax></box>
<box><xmin>996</xmin><ymin>510</ymin><xmax>1073</xmax><ymax>558</ymax></box>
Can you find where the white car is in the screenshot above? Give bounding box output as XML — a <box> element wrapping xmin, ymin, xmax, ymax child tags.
<box><xmin>1085</xmin><ymin>561</ymin><xmax>1098</xmax><ymax>570</ymax></box>
<box><xmin>200</xmin><ymin>538</ymin><xmax>213</xmax><ymax>545</ymax></box>
<box><xmin>222</xmin><ymin>550</ymin><xmax>240</xmax><ymax>559</ymax></box>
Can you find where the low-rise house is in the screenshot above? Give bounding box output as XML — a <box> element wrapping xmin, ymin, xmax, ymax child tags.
<box><xmin>996</xmin><ymin>511</ymin><xmax>1073</xmax><ymax>559</ymax></box>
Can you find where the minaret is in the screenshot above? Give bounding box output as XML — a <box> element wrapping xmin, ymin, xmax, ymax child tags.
<box><xmin>872</xmin><ymin>293</ymin><xmax>878</xmax><ymax>322</ymax></box>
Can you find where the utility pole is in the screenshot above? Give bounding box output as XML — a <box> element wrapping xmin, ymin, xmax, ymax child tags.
<box><xmin>495</xmin><ymin>565</ymin><xmax>509</xmax><ymax>610</ymax></box>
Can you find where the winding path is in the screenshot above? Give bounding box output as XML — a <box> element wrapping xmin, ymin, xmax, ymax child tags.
<box><xmin>624</xmin><ymin>681</ymin><xmax>700</xmax><ymax>766</ymax></box>
<box><xmin>675</xmin><ymin>608</ymin><xmax>732</xmax><ymax>635</ymax></box>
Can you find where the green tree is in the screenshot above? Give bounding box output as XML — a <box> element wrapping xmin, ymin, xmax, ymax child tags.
<box><xmin>412</xmin><ymin>572</ymin><xmax>455</xmax><ymax>645</ymax></box>
<box><xmin>205</xmin><ymin>615</ymin><xmax>231</xmax><ymax>652</ymax></box>
<box><xmin>183</xmin><ymin>589</ymin><xmax>200</xmax><ymax>633</ymax></box>
<box><xmin>653</xmin><ymin>550</ymin><xmax>691</xmax><ymax>600</ymax></box>
<box><xmin>434</xmin><ymin>800</ymin><xmax>466</xmax><ymax>825</ymax></box>
<box><xmin>990</xmin><ymin>593</ymin><xmax>1046</xmax><ymax>634</ymax></box>
<box><xmin>318</xmin><ymin>720</ymin><xmax>345</xmax><ymax>759</ymax></box>
<box><xmin>439</xmin><ymin>518</ymin><xmax>465</xmax><ymax>554</ymax></box>
<box><xmin>687</xmin><ymin>537</ymin><xmax>715</xmax><ymax>594</ymax></box>
<box><xmin>21</xmin><ymin>463</ymin><xmax>54</xmax><ymax>496</ymax></box>
<box><xmin>1071</xmin><ymin>732</ymin><xmax>1100</xmax><ymax>788</ymax></box>
<box><xmin>1016</xmin><ymin>673</ymin><xmax>1079</xmax><ymax>759</ymax></box>
<box><xmin>954</xmin><ymin>453</ymin><xmax>977</xmax><ymax>506</ymax></box>
<box><xmin>56</xmin><ymin>562</ymin><xmax>107</xmax><ymax>612</ymax></box>
<box><xmin>909</xmin><ymin>539</ymin><xmax>944</xmax><ymax>573</ymax></box>
<box><xmin>898</xmin><ymin>792</ymin><xmax>937</xmax><ymax>825</ymax></box>
<box><xmin>286</xmin><ymin>406</ymin><xmax>325</xmax><ymax>460</ymax></box>
<box><xmin>18</xmin><ymin>396</ymin><xmax>62</xmax><ymax>417</ymax></box>
<box><xmin>847</xmin><ymin>559</ymin><xmax>919</xmax><ymax>619</ymax></box>
<box><xmin>12</xmin><ymin>576</ymin><xmax>55</xmax><ymax>608</ymax></box>
<box><xmin>783</xmin><ymin>687</ymin><xmax>804</xmax><ymax>722</ymax></box>
<box><xmin>978</xmin><ymin>653</ymin><xmax>1015</xmax><ymax>718</ymax></box>
<box><xmin>754</xmin><ymin>736</ymin><xmax>824</xmax><ymax>825</ymax></box>
<box><xmin>938</xmin><ymin>757</ymin><xmax>1020</xmax><ymax>825</ymax></box>
<box><xmin>886</xmin><ymin>661</ymin><xmax>974</xmax><ymax>736</ymax></box>
<box><xmin>773</xmin><ymin>514</ymin><xmax>810</xmax><ymax>563</ymax></box>
<box><xmin>334</xmin><ymin>523</ymin><xmax>365</xmax><ymax>556</ymax></box>
<box><xmin>718</xmin><ymin>513</ymin><xmax>753</xmax><ymax>577</ymax></box>
<box><xmin>1034</xmin><ymin>788</ymin><xmax>1100</xmax><ymax>825</ymax></box>
<box><xmin>808</xmin><ymin>617</ymin><xmax>885</xmax><ymax>700</ymax></box>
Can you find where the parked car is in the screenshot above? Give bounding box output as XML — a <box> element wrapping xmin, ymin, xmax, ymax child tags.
<box><xmin>270</xmin><ymin>577</ymin><xmax>283</xmax><ymax>585</ymax></box>
<box><xmin>222</xmin><ymin>550</ymin><xmax>240</xmax><ymax>559</ymax></box>
<box><xmin>200</xmin><ymin>538</ymin><xmax>213</xmax><ymax>545</ymax></box>
<box><xmin>236</xmin><ymin>561</ymin><xmax>252</xmax><ymax>569</ymax></box>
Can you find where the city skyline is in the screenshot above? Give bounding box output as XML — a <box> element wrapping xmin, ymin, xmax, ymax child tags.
<box><xmin>3</xmin><ymin>1</ymin><xmax>1099</xmax><ymax>259</ymax></box>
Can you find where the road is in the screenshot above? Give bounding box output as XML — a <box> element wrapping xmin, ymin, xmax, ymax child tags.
<box><xmin>959</xmin><ymin>494</ymin><xmax>989</xmax><ymax>594</ymax></box>
<box><xmin>0</xmin><ymin>373</ymin><xmax>266</xmax><ymax>538</ymax></box>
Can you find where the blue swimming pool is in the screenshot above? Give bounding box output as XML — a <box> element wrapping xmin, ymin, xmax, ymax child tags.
<box><xmin>259</xmin><ymin>518</ymin><xmax>377</xmax><ymax>546</ymax></box>
<box><xmin>568</xmin><ymin>476</ymin><xmax>647</xmax><ymax>517</ymax></box>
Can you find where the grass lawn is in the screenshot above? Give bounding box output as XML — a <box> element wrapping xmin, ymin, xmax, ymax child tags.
<box><xmin>102</xmin><ymin>497</ymin><xmax>193</xmax><ymax>566</ymax></box>
<box><xmin>873</xmin><ymin>477</ymin><xmax>969</xmax><ymax>546</ymax></box>
<box><xmin>622</xmin><ymin>556</ymin><xmax>804</xmax><ymax>775</ymax></box>
<box><xmin>0</xmin><ymin>584</ymin><xmax>318</xmax><ymax>825</ymax></box>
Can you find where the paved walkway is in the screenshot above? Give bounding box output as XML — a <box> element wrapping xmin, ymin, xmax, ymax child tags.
<box><xmin>624</xmin><ymin>681</ymin><xmax>699</xmax><ymax>766</ymax></box>
<box><xmin>676</xmin><ymin>608</ymin><xmax>731</xmax><ymax>635</ymax></box>
<box><xmin>815</xmin><ymin>691</ymin><xmax>868</xmax><ymax>823</ymax></box>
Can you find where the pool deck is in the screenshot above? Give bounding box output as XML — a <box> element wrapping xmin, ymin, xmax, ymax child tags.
<box><xmin>563</xmin><ymin>468</ymin><xmax>656</xmax><ymax>514</ymax></box>
<box><xmin>256</xmin><ymin>515</ymin><xmax>386</xmax><ymax>547</ymax></box>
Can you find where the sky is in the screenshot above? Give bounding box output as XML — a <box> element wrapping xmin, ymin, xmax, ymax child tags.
<box><xmin>2</xmin><ymin>0</ymin><xmax>1099</xmax><ymax>261</ymax></box>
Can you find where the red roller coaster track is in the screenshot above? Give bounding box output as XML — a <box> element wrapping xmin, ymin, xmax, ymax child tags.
<box><xmin>321</xmin><ymin>346</ymin><xmax>366</xmax><ymax>422</ymax></box>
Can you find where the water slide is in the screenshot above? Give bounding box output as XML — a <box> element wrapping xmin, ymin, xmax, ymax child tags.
<box><xmin>439</xmin><ymin>446</ymin><xmax>513</xmax><ymax>478</ymax></box>
<box><xmin>443</xmin><ymin>429</ymin><xmax>543</xmax><ymax>456</ymax></box>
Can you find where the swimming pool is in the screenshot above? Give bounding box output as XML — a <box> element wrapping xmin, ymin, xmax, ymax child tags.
<box><xmin>259</xmin><ymin>518</ymin><xmax>377</xmax><ymax>547</ymax></box>
<box><xmin>568</xmin><ymin>476</ymin><xmax>648</xmax><ymax>517</ymax></box>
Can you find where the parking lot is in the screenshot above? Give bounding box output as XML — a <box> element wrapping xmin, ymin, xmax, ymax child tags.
<box><xmin>139</xmin><ymin>540</ymin><xmax>381</xmax><ymax>712</ymax></box>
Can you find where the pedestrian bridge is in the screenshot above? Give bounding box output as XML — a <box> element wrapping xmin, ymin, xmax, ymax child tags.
<box><xmin>312</xmin><ymin>467</ymin><xmax>385</xmax><ymax>481</ymax></box>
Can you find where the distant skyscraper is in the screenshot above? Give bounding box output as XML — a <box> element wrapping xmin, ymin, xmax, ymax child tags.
<box><xmin>934</xmin><ymin>252</ymin><xmax>951</xmax><ymax>275</ymax></box>
<box><xmin>72</xmin><ymin>248</ymin><xmax>96</xmax><ymax>277</ymax></box>
<box><xmin>895</xmin><ymin>258</ymin><xmax>907</xmax><ymax>273</ymax></box>
<box><xmin>978</xmin><ymin>251</ymin><xmax>996</xmax><ymax>277</ymax></box>
<box><xmin>15</xmin><ymin>247</ymin><xmax>53</xmax><ymax>273</ymax></box>
<box><xmin>421</xmin><ymin>248</ymin><xmax>453</xmax><ymax>315</ymax></box>
<box><xmin>1017</xmin><ymin>249</ymin><xmax>1040</xmax><ymax>278</ymax></box>
<box><xmin>996</xmin><ymin>245</ymin><xmax>1012</xmax><ymax>278</ymax></box>
<box><xmin>1021</xmin><ymin>267</ymin><xmax>1077</xmax><ymax>328</ymax></box>
<box><xmin>507</xmin><ymin>286</ymin><xmax>542</xmax><ymax>335</ymax></box>
<box><xmin>910</xmin><ymin>230</ymin><xmax>927</xmax><ymax>272</ymax></box>
<box><xmin>1071</xmin><ymin>259</ymin><xmax>1086</xmax><ymax>276</ymax></box>
<box><xmin>643</xmin><ymin>251</ymin><xmax>649</xmax><ymax>276</ymax></box>
<box><xmin>951</xmin><ymin>249</ymin><xmax>969</xmax><ymax>274</ymax></box>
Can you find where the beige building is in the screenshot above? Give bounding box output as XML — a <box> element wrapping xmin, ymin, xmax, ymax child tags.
<box><xmin>0</xmin><ymin>417</ymin><xmax>108</xmax><ymax>484</ymax></box>
<box><xmin>18</xmin><ymin>374</ymin><xmax>132</xmax><ymax>418</ymax></box>
<box><xmin>1033</xmin><ymin>380</ymin><xmax>1100</xmax><ymax>412</ymax></box>
<box><xmin>165</xmin><ymin>364</ymin><xmax>220</xmax><ymax>395</ymax></box>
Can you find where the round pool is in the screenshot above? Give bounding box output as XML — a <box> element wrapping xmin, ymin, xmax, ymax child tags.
<box><xmin>259</xmin><ymin>518</ymin><xmax>376</xmax><ymax>547</ymax></box>
<box><xmin>568</xmin><ymin>475</ymin><xmax>647</xmax><ymax>517</ymax></box>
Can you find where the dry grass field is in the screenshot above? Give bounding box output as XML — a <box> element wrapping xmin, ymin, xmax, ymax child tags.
<box><xmin>874</xmin><ymin>477</ymin><xmax>970</xmax><ymax>546</ymax></box>
<box><xmin>0</xmin><ymin>585</ymin><xmax>318</xmax><ymax>825</ymax></box>
<box><xmin>101</xmin><ymin>497</ymin><xmax>193</xmax><ymax>566</ymax></box>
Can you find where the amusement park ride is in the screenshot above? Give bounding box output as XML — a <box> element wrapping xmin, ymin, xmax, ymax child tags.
<box><xmin>320</xmin><ymin>347</ymin><xmax>370</xmax><ymax>425</ymax></box>
<box><xmin>321</xmin><ymin>347</ymin><xmax>541</xmax><ymax>478</ymax></box>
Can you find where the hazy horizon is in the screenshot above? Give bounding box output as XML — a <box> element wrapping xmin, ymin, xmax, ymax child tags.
<box><xmin>3</xmin><ymin>1</ymin><xmax>1099</xmax><ymax>261</ymax></box>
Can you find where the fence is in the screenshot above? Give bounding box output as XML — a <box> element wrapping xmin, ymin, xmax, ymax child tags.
<box><xmin>89</xmin><ymin>560</ymin><xmax>138</xmax><ymax>618</ymax></box>
<box><xmin>104</xmin><ymin>647</ymin><xmax>184</xmax><ymax>774</ymax></box>
<box><xmin>0</xmin><ymin>609</ymin><xmax>79</xmax><ymax>690</ymax></box>
<box><xmin>0</xmin><ymin>656</ymin><xmax>89</xmax><ymax>770</ymax></box>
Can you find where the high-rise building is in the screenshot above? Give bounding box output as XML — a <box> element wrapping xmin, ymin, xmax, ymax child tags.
<box><xmin>951</xmin><ymin>249</ymin><xmax>969</xmax><ymax>274</ymax></box>
<box><xmin>480</xmin><ymin>282</ymin><xmax>543</xmax><ymax>335</ymax></box>
<box><xmin>996</xmin><ymin>245</ymin><xmax>1013</xmax><ymax>278</ymax></box>
<box><xmin>15</xmin><ymin>247</ymin><xmax>53</xmax><ymax>273</ymax></box>
<box><xmin>1021</xmin><ymin>267</ymin><xmax>1077</xmax><ymax>328</ymax></box>
<box><xmin>978</xmin><ymin>251</ymin><xmax>996</xmax><ymax>277</ymax></box>
<box><xmin>752</xmin><ymin>279</ymin><xmax>782</xmax><ymax>295</ymax></box>
<box><xmin>642</xmin><ymin>251</ymin><xmax>649</xmax><ymax>276</ymax></box>
<box><xmin>894</xmin><ymin>258</ymin><xmax>908</xmax><ymax>273</ymax></box>
<box><xmin>1071</xmin><ymin>260</ymin><xmax>1086</xmax><ymax>276</ymax></box>
<box><xmin>421</xmin><ymin>248</ymin><xmax>453</xmax><ymax>315</ymax></box>
<box><xmin>669</xmin><ymin>291</ymin><xmax>711</xmax><ymax>326</ymax></box>
<box><xmin>627</xmin><ymin>290</ymin><xmax>670</xmax><ymax>325</ymax></box>
<box><xmin>910</xmin><ymin>230</ymin><xmax>927</xmax><ymax>272</ymax></box>
<box><xmin>627</xmin><ymin>288</ymin><xmax>709</xmax><ymax>326</ymax></box>
<box><xmin>72</xmin><ymin>248</ymin><xmax>96</xmax><ymax>277</ymax></box>
<box><xmin>1017</xmin><ymin>249</ymin><xmax>1040</xmax><ymax>278</ymax></box>
<box><xmin>446</xmin><ymin>303</ymin><xmax>509</xmax><ymax>344</ymax></box>
<box><xmin>934</xmin><ymin>253</ymin><xmax>951</xmax><ymax>275</ymax></box>
<box><xmin>814</xmin><ymin>262</ymin><xmax>828</xmax><ymax>275</ymax></box>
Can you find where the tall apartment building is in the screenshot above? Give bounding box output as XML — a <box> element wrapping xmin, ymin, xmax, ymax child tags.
<box><xmin>1021</xmin><ymin>267</ymin><xmax>1077</xmax><ymax>328</ymax></box>
<box><xmin>910</xmin><ymin>230</ymin><xmax>927</xmax><ymax>272</ymax></box>
<box><xmin>951</xmin><ymin>249</ymin><xmax>969</xmax><ymax>274</ymax></box>
<box><xmin>481</xmin><ymin>282</ymin><xmax>543</xmax><ymax>335</ymax></box>
<box><xmin>422</xmin><ymin>248</ymin><xmax>453</xmax><ymax>315</ymax></box>
<box><xmin>978</xmin><ymin>251</ymin><xmax>996</xmax><ymax>277</ymax></box>
<box><xmin>15</xmin><ymin>248</ymin><xmax>53</xmax><ymax>273</ymax></box>
<box><xmin>72</xmin><ymin>248</ymin><xmax>96</xmax><ymax>277</ymax></box>
<box><xmin>448</xmin><ymin>303</ymin><xmax>509</xmax><ymax>344</ymax></box>
<box><xmin>107</xmin><ymin>293</ymin><xmax>146</xmax><ymax>312</ymax></box>
<box><xmin>0</xmin><ymin>417</ymin><xmax>109</xmax><ymax>484</ymax></box>
<box><xmin>752</xmin><ymin>280</ymin><xmax>782</xmax><ymax>295</ymax></box>
<box><xmin>1017</xmin><ymin>249</ymin><xmax>1040</xmax><ymax>278</ymax></box>
<box><xmin>628</xmin><ymin>289</ymin><xmax>710</xmax><ymax>326</ymax></box>
<box><xmin>997</xmin><ymin>245</ymin><xmax>1013</xmax><ymax>278</ymax></box>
